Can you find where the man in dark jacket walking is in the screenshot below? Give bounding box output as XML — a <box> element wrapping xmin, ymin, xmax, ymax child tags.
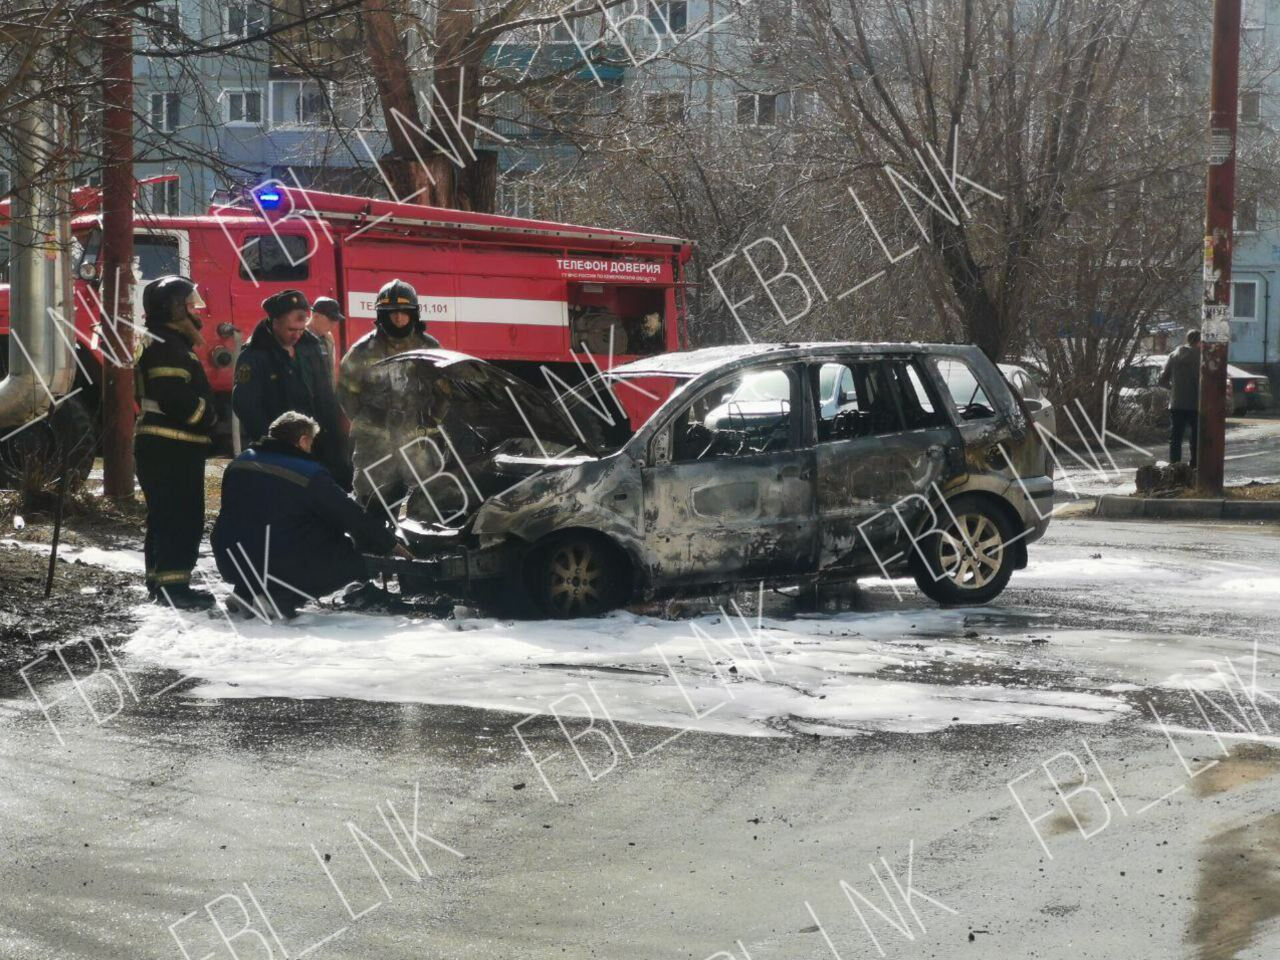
<box><xmin>232</xmin><ymin>290</ymin><xmax>349</xmax><ymax>485</ymax></box>
<box><xmin>1158</xmin><ymin>329</ymin><xmax>1202</xmax><ymax>468</ymax></box>
<box><xmin>212</xmin><ymin>412</ymin><xmax>412</xmax><ymax>619</ymax></box>
<box><xmin>135</xmin><ymin>275</ymin><xmax>218</xmax><ymax>610</ymax></box>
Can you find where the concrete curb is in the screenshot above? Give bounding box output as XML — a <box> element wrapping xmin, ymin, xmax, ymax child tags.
<box><xmin>1095</xmin><ymin>495</ymin><xmax>1280</xmax><ymax>520</ymax></box>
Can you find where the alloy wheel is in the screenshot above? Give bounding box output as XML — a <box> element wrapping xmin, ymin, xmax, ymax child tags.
<box><xmin>547</xmin><ymin>540</ymin><xmax>605</xmax><ymax>616</ymax></box>
<box><xmin>936</xmin><ymin>512</ymin><xmax>1005</xmax><ymax>590</ymax></box>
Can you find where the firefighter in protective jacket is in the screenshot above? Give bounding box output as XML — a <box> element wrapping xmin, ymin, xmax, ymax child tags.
<box><xmin>338</xmin><ymin>278</ymin><xmax>440</xmax><ymax>508</ymax></box>
<box><xmin>134</xmin><ymin>275</ymin><xmax>217</xmax><ymax>609</ymax></box>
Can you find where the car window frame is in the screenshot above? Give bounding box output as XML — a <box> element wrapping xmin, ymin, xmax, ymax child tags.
<box><xmin>237</xmin><ymin>232</ymin><xmax>312</xmax><ymax>282</ymax></box>
<box><xmin>804</xmin><ymin>353</ymin><xmax>955</xmax><ymax>443</ymax></box>
<box><xmin>927</xmin><ymin>354</ymin><xmax>1002</xmax><ymax>424</ymax></box>
<box><xmin>884</xmin><ymin>355</ymin><xmax>953</xmax><ymax>432</ymax></box>
<box><xmin>649</xmin><ymin>360</ymin><xmax>804</xmax><ymax>465</ymax></box>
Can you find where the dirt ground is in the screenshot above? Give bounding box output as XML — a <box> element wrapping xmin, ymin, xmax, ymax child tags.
<box><xmin>0</xmin><ymin>541</ymin><xmax>140</xmax><ymax>674</ymax></box>
<box><xmin>0</xmin><ymin>488</ymin><xmax>147</xmax><ymax>674</ymax></box>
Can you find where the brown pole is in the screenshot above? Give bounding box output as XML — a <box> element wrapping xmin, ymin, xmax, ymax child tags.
<box><xmin>100</xmin><ymin>9</ymin><xmax>135</xmax><ymax>500</ymax></box>
<box><xmin>1198</xmin><ymin>0</ymin><xmax>1241</xmax><ymax>494</ymax></box>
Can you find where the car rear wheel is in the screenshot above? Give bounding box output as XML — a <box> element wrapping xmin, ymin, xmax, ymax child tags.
<box><xmin>526</xmin><ymin>533</ymin><xmax>628</xmax><ymax>618</ymax></box>
<box><xmin>911</xmin><ymin>495</ymin><xmax>1016</xmax><ymax>605</ymax></box>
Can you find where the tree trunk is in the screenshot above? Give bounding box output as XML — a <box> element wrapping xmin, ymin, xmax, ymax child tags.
<box><xmin>361</xmin><ymin>0</ymin><xmax>496</xmax><ymax>212</ymax></box>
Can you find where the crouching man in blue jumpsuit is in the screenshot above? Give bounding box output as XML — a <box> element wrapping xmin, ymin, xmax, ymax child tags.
<box><xmin>212</xmin><ymin>411</ymin><xmax>414</xmax><ymax>618</ymax></box>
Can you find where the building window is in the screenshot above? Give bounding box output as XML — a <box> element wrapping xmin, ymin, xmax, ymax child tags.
<box><xmin>1241</xmin><ymin>90</ymin><xmax>1262</xmax><ymax>124</ymax></box>
<box><xmin>0</xmin><ymin>170</ymin><xmax>10</xmax><ymax>197</ymax></box>
<box><xmin>222</xmin><ymin>89</ymin><xmax>262</xmax><ymax>125</ymax></box>
<box><xmin>780</xmin><ymin>89</ymin><xmax>816</xmax><ymax>121</ymax></box>
<box><xmin>147</xmin><ymin>1</ymin><xmax>179</xmax><ymax>44</ymax></box>
<box><xmin>737</xmin><ymin>92</ymin><xmax>777</xmax><ymax>126</ymax></box>
<box><xmin>333</xmin><ymin>79</ymin><xmax>381</xmax><ymax>130</ymax></box>
<box><xmin>148</xmin><ymin>92</ymin><xmax>179</xmax><ymax>132</ymax></box>
<box><xmin>757</xmin><ymin>0</ymin><xmax>793</xmax><ymax>42</ymax></box>
<box><xmin>648</xmin><ymin>0</ymin><xmax>687</xmax><ymax>34</ymax></box>
<box><xmin>1233</xmin><ymin>280</ymin><xmax>1259</xmax><ymax>321</ymax></box>
<box><xmin>145</xmin><ymin>178</ymin><xmax>180</xmax><ymax>215</ymax></box>
<box><xmin>224</xmin><ymin>3</ymin><xmax>266</xmax><ymax>39</ymax></box>
<box><xmin>644</xmin><ymin>92</ymin><xmax>685</xmax><ymax>124</ymax></box>
<box><xmin>1237</xmin><ymin>197</ymin><xmax>1259</xmax><ymax>233</ymax></box>
<box><xmin>498</xmin><ymin>177</ymin><xmax>538</xmax><ymax>218</ymax></box>
<box><xmin>547</xmin><ymin>20</ymin><xmax>577</xmax><ymax>43</ymax></box>
<box><xmin>270</xmin><ymin>80</ymin><xmax>328</xmax><ymax>127</ymax></box>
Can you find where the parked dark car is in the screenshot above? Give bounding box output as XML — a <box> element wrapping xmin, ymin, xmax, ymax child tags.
<box><xmin>1228</xmin><ymin>364</ymin><xmax>1273</xmax><ymax>414</ymax></box>
<box><xmin>371</xmin><ymin>344</ymin><xmax>1056</xmax><ymax>617</ymax></box>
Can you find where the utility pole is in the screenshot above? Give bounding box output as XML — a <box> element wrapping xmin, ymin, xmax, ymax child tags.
<box><xmin>100</xmin><ymin>9</ymin><xmax>135</xmax><ymax>500</ymax></box>
<box><xmin>1198</xmin><ymin>0</ymin><xmax>1242</xmax><ymax>494</ymax></box>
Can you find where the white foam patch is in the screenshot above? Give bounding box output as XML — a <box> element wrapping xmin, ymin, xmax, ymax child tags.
<box><xmin>124</xmin><ymin>603</ymin><xmax>1131</xmax><ymax>738</ymax></box>
<box><xmin>1</xmin><ymin>538</ymin><xmax>146</xmax><ymax>575</ymax></box>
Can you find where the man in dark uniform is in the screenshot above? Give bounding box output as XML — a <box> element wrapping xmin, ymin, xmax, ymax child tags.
<box><xmin>232</xmin><ymin>289</ymin><xmax>348</xmax><ymax>485</ymax></box>
<box><xmin>211</xmin><ymin>411</ymin><xmax>412</xmax><ymax>619</ymax></box>
<box><xmin>134</xmin><ymin>275</ymin><xmax>217</xmax><ymax>610</ymax></box>
<box><xmin>338</xmin><ymin>278</ymin><xmax>439</xmax><ymax>510</ymax></box>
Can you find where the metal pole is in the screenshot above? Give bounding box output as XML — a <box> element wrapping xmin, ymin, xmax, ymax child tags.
<box><xmin>44</xmin><ymin>418</ymin><xmax>69</xmax><ymax>597</ymax></box>
<box><xmin>1198</xmin><ymin>0</ymin><xmax>1242</xmax><ymax>494</ymax></box>
<box><xmin>100</xmin><ymin>10</ymin><xmax>136</xmax><ymax>501</ymax></box>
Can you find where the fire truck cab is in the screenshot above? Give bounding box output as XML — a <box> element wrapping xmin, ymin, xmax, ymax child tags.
<box><xmin>1</xmin><ymin>185</ymin><xmax>693</xmax><ymax>449</ymax></box>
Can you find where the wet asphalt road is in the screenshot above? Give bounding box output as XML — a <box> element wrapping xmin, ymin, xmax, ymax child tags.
<box><xmin>3</xmin><ymin>513</ymin><xmax>1280</xmax><ymax>960</ymax></box>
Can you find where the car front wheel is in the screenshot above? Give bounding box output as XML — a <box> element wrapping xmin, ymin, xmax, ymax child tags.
<box><xmin>911</xmin><ymin>495</ymin><xmax>1017</xmax><ymax>605</ymax></box>
<box><xmin>526</xmin><ymin>533</ymin><xmax>629</xmax><ymax>618</ymax></box>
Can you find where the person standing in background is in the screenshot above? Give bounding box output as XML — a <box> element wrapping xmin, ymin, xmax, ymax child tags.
<box><xmin>307</xmin><ymin>296</ymin><xmax>344</xmax><ymax>387</ymax></box>
<box><xmin>307</xmin><ymin>296</ymin><xmax>351</xmax><ymax>486</ymax></box>
<box><xmin>1158</xmin><ymin>329</ymin><xmax>1201</xmax><ymax>469</ymax></box>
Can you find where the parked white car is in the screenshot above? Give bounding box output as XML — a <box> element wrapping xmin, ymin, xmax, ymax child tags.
<box><xmin>998</xmin><ymin>363</ymin><xmax>1057</xmax><ymax>435</ymax></box>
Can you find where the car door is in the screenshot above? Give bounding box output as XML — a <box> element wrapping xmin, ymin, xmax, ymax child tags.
<box><xmin>811</xmin><ymin>355</ymin><xmax>961</xmax><ymax>573</ymax></box>
<box><xmin>640</xmin><ymin>361</ymin><xmax>817</xmax><ymax>588</ymax></box>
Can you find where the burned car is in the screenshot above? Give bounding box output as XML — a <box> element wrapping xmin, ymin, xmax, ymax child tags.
<box><xmin>368</xmin><ymin>344</ymin><xmax>1055</xmax><ymax>617</ymax></box>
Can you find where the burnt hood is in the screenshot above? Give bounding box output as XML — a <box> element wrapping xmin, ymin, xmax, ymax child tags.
<box><xmin>368</xmin><ymin>349</ymin><xmax>627</xmax><ymax>491</ymax></box>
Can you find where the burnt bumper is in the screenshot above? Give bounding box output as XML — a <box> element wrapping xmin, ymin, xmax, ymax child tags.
<box><xmin>363</xmin><ymin>540</ymin><xmax>517</xmax><ymax>598</ymax></box>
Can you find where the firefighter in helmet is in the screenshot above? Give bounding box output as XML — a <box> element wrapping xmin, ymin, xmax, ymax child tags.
<box><xmin>338</xmin><ymin>278</ymin><xmax>440</xmax><ymax>509</ymax></box>
<box><xmin>134</xmin><ymin>275</ymin><xmax>218</xmax><ymax>610</ymax></box>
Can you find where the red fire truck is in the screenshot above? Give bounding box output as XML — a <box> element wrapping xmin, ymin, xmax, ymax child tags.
<box><xmin>0</xmin><ymin>184</ymin><xmax>693</xmax><ymax>449</ymax></box>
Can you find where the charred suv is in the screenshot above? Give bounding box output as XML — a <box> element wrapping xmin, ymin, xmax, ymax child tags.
<box><xmin>374</xmin><ymin>343</ymin><xmax>1055</xmax><ymax>617</ymax></box>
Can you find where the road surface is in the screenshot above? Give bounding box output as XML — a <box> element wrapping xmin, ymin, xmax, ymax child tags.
<box><xmin>3</xmin><ymin>512</ymin><xmax>1279</xmax><ymax>960</ymax></box>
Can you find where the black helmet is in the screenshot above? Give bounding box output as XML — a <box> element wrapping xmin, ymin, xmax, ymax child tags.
<box><xmin>142</xmin><ymin>275</ymin><xmax>199</xmax><ymax>330</ymax></box>
<box><xmin>375</xmin><ymin>278</ymin><xmax>421</xmax><ymax>337</ymax></box>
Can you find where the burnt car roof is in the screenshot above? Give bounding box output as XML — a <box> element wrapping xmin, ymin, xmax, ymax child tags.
<box><xmin>610</xmin><ymin>342</ymin><xmax>989</xmax><ymax>377</ymax></box>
